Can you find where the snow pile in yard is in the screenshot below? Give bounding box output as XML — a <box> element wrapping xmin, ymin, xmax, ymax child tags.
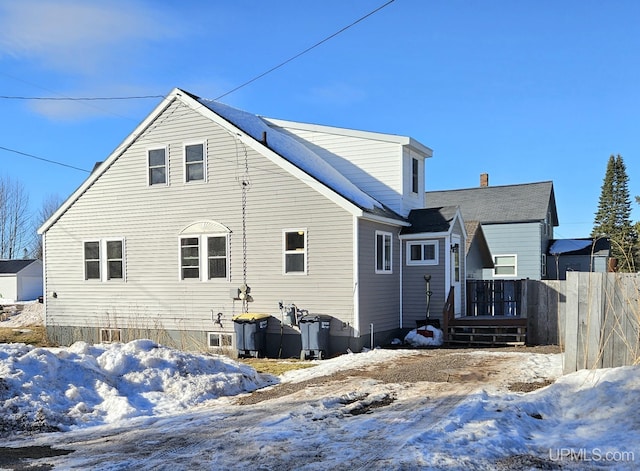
<box><xmin>404</xmin><ymin>324</ymin><xmax>444</xmax><ymax>347</ymax></box>
<box><xmin>0</xmin><ymin>301</ymin><xmax>43</xmax><ymax>327</ymax></box>
<box><xmin>0</xmin><ymin>340</ymin><xmax>274</xmax><ymax>435</ymax></box>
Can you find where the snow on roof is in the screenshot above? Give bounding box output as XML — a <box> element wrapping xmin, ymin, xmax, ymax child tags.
<box><xmin>197</xmin><ymin>98</ymin><xmax>384</xmax><ymax>212</ymax></box>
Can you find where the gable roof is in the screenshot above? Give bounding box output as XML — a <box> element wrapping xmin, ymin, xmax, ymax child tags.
<box><xmin>464</xmin><ymin>221</ymin><xmax>494</xmax><ymax>268</ymax></box>
<box><xmin>40</xmin><ymin>88</ymin><xmax>415</xmax><ymax>234</ymax></box>
<box><xmin>401</xmin><ymin>206</ymin><xmax>463</xmax><ymax>235</ymax></box>
<box><xmin>426</xmin><ymin>181</ymin><xmax>558</xmax><ymax>225</ymax></box>
<box><xmin>0</xmin><ymin>259</ymin><xmax>39</xmax><ymax>275</ymax></box>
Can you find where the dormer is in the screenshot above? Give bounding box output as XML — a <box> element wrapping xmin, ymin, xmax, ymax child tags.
<box><xmin>263</xmin><ymin>118</ymin><xmax>432</xmax><ymax>217</ymax></box>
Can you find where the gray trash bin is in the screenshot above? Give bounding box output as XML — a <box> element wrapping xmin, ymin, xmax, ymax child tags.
<box><xmin>299</xmin><ymin>314</ymin><xmax>331</xmax><ymax>360</ymax></box>
<box><xmin>232</xmin><ymin>313</ymin><xmax>270</xmax><ymax>358</ymax></box>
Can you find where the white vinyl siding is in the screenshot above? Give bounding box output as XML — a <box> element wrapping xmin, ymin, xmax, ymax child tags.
<box><xmin>406</xmin><ymin>240</ymin><xmax>438</xmax><ymax>266</ymax></box>
<box><xmin>148</xmin><ymin>147</ymin><xmax>168</xmax><ymax>186</ymax></box>
<box><xmin>184</xmin><ymin>141</ymin><xmax>206</xmax><ymax>183</ymax></box>
<box><xmin>42</xmin><ymin>99</ymin><xmax>354</xmax><ymax>336</ymax></box>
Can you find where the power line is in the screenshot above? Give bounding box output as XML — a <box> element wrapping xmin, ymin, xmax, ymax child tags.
<box><xmin>214</xmin><ymin>0</ymin><xmax>396</xmax><ymax>100</ymax></box>
<box><xmin>0</xmin><ymin>145</ymin><xmax>91</xmax><ymax>173</ymax></box>
<box><xmin>0</xmin><ymin>95</ymin><xmax>163</xmax><ymax>101</ymax></box>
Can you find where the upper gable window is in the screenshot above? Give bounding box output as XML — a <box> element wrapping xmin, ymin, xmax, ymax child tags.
<box><xmin>184</xmin><ymin>142</ymin><xmax>206</xmax><ymax>183</ymax></box>
<box><xmin>411</xmin><ymin>158</ymin><xmax>419</xmax><ymax>194</ymax></box>
<box><xmin>148</xmin><ymin>147</ymin><xmax>167</xmax><ymax>186</ymax></box>
<box><xmin>375</xmin><ymin>231</ymin><xmax>392</xmax><ymax>274</ymax></box>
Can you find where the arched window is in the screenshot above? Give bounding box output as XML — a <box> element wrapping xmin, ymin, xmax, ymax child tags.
<box><xmin>179</xmin><ymin>221</ymin><xmax>231</xmax><ymax>281</ymax></box>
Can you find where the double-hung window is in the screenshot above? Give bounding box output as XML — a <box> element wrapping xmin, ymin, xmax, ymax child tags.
<box><xmin>406</xmin><ymin>241</ymin><xmax>438</xmax><ymax>266</ymax></box>
<box><xmin>411</xmin><ymin>158</ymin><xmax>419</xmax><ymax>194</ymax></box>
<box><xmin>180</xmin><ymin>234</ymin><xmax>229</xmax><ymax>281</ymax></box>
<box><xmin>284</xmin><ymin>229</ymin><xmax>306</xmax><ymax>274</ymax></box>
<box><xmin>148</xmin><ymin>147</ymin><xmax>167</xmax><ymax>186</ymax></box>
<box><xmin>184</xmin><ymin>142</ymin><xmax>206</xmax><ymax>183</ymax></box>
<box><xmin>83</xmin><ymin>239</ymin><xmax>125</xmax><ymax>281</ymax></box>
<box><xmin>375</xmin><ymin>231</ymin><xmax>392</xmax><ymax>274</ymax></box>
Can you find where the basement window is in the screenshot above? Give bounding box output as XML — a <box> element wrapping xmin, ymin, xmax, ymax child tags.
<box><xmin>100</xmin><ymin>328</ymin><xmax>122</xmax><ymax>343</ymax></box>
<box><xmin>208</xmin><ymin>332</ymin><xmax>233</xmax><ymax>349</ymax></box>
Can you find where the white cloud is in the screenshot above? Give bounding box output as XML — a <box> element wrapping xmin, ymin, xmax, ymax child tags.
<box><xmin>0</xmin><ymin>0</ymin><xmax>179</xmax><ymax>74</ymax></box>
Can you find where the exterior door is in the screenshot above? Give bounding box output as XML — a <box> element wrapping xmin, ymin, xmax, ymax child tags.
<box><xmin>451</xmin><ymin>235</ymin><xmax>462</xmax><ymax>316</ymax></box>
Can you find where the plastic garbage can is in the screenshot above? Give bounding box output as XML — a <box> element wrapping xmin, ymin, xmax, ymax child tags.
<box><xmin>299</xmin><ymin>314</ymin><xmax>331</xmax><ymax>360</ymax></box>
<box><xmin>232</xmin><ymin>313</ymin><xmax>270</xmax><ymax>358</ymax></box>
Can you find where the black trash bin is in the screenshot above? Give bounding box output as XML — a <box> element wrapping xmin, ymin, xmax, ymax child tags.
<box><xmin>232</xmin><ymin>313</ymin><xmax>270</xmax><ymax>358</ymax></box>
<box><xmin>299</xmin><ymin>314</ymin><xmax>331</xmax><ymax>360</ymax></box>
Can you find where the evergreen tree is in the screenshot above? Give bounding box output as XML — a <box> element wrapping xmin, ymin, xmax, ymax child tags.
<box><xmin>592</xmin><ymin>155</ymin><xmax>637</xmax><ymax>271</ymax></box>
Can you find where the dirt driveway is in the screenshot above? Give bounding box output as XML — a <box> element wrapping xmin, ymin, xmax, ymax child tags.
<box><xmin>1</xmin><ymin>346</ymin><xmax>563</xmax><ymax>470</ymax></box>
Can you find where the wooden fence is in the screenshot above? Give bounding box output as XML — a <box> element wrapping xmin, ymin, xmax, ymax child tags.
<box><xmin>563</xmin><ymin>272</ymin><xmax>640</xmax><ymax>374</ymax></box>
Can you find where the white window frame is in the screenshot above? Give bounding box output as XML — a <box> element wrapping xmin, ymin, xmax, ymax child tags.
<box><xmin>207</xmin><ymin>332</ymin><xmax>234</xmax><ymax>349</ymax></box>
<box><xmin>283</xmin><ymin>229</ymin><xmax>307</xmax><ymax>275</ymax></box>
<box><xmin>83</xmin><ymin>240</ymin><xmax>101</xmax><ymax>281</ymax></box>
<box><xmin>375</xmin><ymin>231</ymin><xmax>393</xmax><ymax>274</ymax></box>
<box><xmin>183</xmin><ymin>141</ymin><xmax>207</xmax><ymax>183</ymax></box>
<box><xmin>406</xmin><ymin>240</ymin><xmax>439</xmax><ymax>266</ymax></box>
<box><xmin>493</xmin><ymin>254</ymin><xmax>517</xmax><ymax>277</ymax></box>
<box><xmin>179</xmin><ymin>233</ymin><xmax>230</xmax><ymax>281</ymax></box>
<box><xmin>147</xmin><ymin>146</ymin><xmax>168</xmax><ymax>186</ymax></box>
<box><xmin>83</xmin><ymin>239</ymin><xmax>126</xmax><ymax>282</ymax></box>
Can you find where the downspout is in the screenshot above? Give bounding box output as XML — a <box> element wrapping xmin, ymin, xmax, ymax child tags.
<box><xmin>399</xmin><ymin>231</ymin><xmax>403</xmax><ymax>329</ymax></box>
<box><xmin>352</xmin><ymin>215</ymin><xmax>360</xmax><ymax>339</ymax></box>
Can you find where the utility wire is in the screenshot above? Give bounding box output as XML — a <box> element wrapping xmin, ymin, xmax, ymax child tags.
<box><xmin>214</xmin><ymin>0</ymin><xmax>395</xmax><ymax>100</ymax></box>
<box><xmin>0</xmin><ymin>95</ymin><xmax>163</xmax><ymax>101</ymax></box>
<box><xmin>0</xmin><ymin>145</ymin><xmax>91</xmax><ymax>173</ymax></box>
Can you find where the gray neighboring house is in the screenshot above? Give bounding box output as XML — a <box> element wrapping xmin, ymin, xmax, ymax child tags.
<box><xmin>39</xmin><ymin>87</ymin><xmax>474</xmax><ymax>356</ymax></box>
<box><xmin>0</xmin><ymin>259</ymin><xmax>43</xmax><ymax>302</ymax></box>
<box><xmin>426</xmin><ymin>175</ymin><xmax>559</xmax><ymax>281</ymax></box>
<box><xmin>547</xmin><ymin>238</ymin><xmax>611</xmax><ymax>280</ymax></box>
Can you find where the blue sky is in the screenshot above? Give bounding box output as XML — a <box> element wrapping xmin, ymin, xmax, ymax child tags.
<box><xmin>1</xmin><ymin>0</ymin><xmax>638</xmax><ymax>239</ymax></box>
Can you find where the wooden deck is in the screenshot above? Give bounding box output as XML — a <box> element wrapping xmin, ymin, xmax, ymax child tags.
<box><xmin>442</xmin><ymin>287</ymin><xmax>527</xmax><ymax>346</ymax></box>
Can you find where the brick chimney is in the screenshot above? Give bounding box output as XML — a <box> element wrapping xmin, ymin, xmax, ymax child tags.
<box><xmin>480</xmin><ymin>173</ymin><xmax>489</xmax><ymax>187</ymax></box>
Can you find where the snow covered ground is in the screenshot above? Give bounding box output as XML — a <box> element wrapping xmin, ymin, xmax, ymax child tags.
<box><xmin>1</xmin><ymin>308</ymin><xmax>639</xmax><ymax>470</ymax></box>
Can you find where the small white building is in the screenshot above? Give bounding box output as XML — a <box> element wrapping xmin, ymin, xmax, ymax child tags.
<box><xmin>0</xmin><ymin>259</ymin><xmax>43</xmax><ymax>302</ymax></box>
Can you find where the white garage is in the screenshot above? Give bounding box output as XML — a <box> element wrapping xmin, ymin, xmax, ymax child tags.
<box><xmin>0</xmin><ymin>259</ymin><xmax>43</xmax><ymax>302</ymax></box>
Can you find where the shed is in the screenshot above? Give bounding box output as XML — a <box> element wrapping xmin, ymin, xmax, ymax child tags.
<box><xmin>0</xmin><ymin>259</ymin><xmax>43</xmax><ymax>302</ymax></box>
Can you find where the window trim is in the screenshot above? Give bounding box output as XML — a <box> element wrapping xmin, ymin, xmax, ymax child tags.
<box><xmin>83</xmin><ymin>239</ymin><xmax>126</xmax><ymax>282</ymax></box>
<box><xmin>179</xmin><ymin>233</ymin><xmax>230</xmax><ymax>282</ymax></box>
<box><xmin>375</xmin><ymin>230</ymin><xmax>393</xmax><ymax>274</ymax></box>
<box><xmin>406</xmin><ymin>240</ymin><xmax>439</xmax><ymax>266</ymax></box>
<box><xmin>283</xmin><ymin>229</ymin><xmax>307</xmax><ymax>275</ymax></box>
<box><xmin>183</xmin><ymin>141</ymin><xmax>207</xmax><ymax>183</ymax></box>
<box><xmin>208</xmin><ymin>332</ymin><xmax>234</xmax><ymax>349</ymax></box>
<box><xmin>493</xmin><ymin>254</ymin><xmax>518</xmax><ymax>277</ymax></box>
<box><xmin>147</xmin><ymin>146</ymin><xmax>168</xmax><ymax>187</ymax></box>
